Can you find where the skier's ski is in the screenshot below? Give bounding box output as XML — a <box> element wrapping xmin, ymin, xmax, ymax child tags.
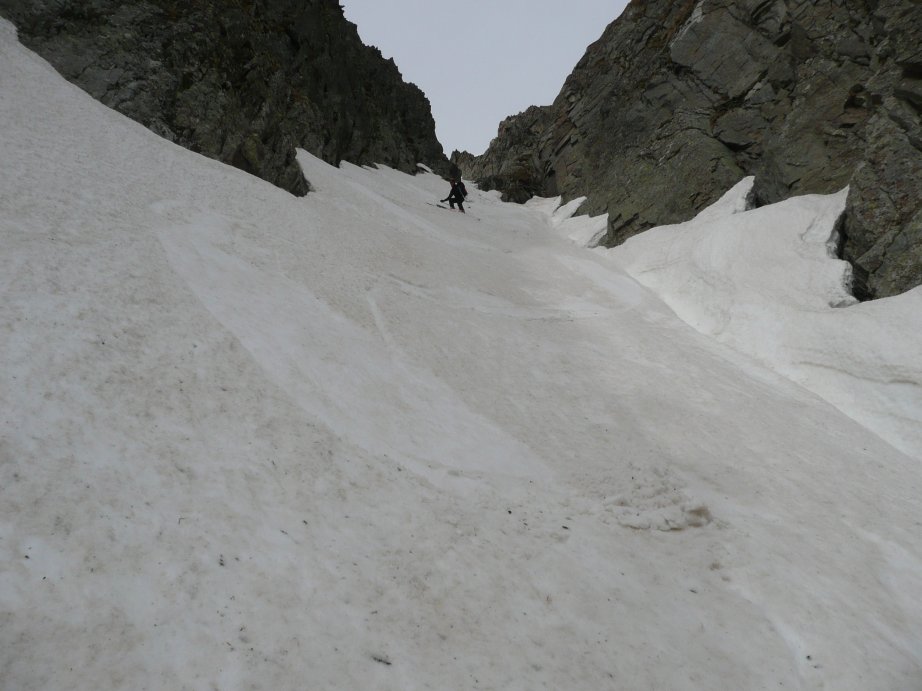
<box><xmin>425</xmin><ymin>202</ymin><xmax>479</xmax><ymax>220</ymax></box>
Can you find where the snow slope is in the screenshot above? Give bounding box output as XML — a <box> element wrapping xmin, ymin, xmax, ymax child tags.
<box><xmin>604</xmin><ymin>177</ymin><xmax>922</xmax><ymax>461</ymax></box>
<box><xmin>2</xmin><ymin>19</ymin><xmax>922</xmax><ymax>690</ymax></box>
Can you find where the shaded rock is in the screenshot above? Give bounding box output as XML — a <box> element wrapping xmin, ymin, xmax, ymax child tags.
<box><xmin>464</xmin><ymin>0</ymin><xmax>922</xmax><ymax>298</ymax></box>
<box><xmin>454</xmin><ymin>105</ymin><xmax>554</xmax><ymax>203</ymax></box>
<box><xmin>714</xmin><ymin>108</ymin><xmax>768</xmax><ymax>149</ymax></box>
<box><xmin>0</xmin><ymin>0</ymin><xmax>449</xmax><ymax>196</ymax></box>
<box><xmin>669</xmin><ymin>4</ymin><xmax>780</xmax><ymax>99</ymax></box>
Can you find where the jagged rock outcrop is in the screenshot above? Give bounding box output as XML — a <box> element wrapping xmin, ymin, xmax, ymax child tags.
<box><xmin>451</xmin><ymin>105</ymin><xmax>553</xmax><ymax>203</ymax></box>
<box><xmin>460</xmin><ymin>0</ymin><xmax>922</xmax><ymax>299</ymax></box>
<box><xmin>0</xmin><ymin>0</ymin><xmax>448</xmax><ymax>195</ymax></box>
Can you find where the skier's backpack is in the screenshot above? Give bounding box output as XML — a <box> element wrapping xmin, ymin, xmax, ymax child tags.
<box><xmin>458</xmin><ymin>181</ymin><xmax>468</xmax><ymax>198</ymax></box>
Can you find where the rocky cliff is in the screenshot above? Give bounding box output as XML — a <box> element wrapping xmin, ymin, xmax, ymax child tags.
<box><xmin>457</xmin><ymin>0</ymin><xmax>922</xmax><ymax>299</ymax></box>
<box><xmin>0</xmin><ymin>0</ymin><xmax>448</xmax><ymax>195</ymax></box>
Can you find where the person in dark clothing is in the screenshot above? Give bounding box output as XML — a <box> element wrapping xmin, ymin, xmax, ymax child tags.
<box><xmin>441</xmin><ymin>177</ymin><xmax>467</xmax><ymax>213</ymax></box>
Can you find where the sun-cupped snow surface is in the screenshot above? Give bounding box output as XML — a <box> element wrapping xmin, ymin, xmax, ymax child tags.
<box><xmin>2</xmin><ymin>18</ymin><xmax>922</xmax><ymax>690</ymax></box>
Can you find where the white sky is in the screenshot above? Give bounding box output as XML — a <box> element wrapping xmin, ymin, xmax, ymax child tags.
<box><xmin>341</xmin><ymin>0</ymin><xmax>630</xmax><ymax>155</ymax></box>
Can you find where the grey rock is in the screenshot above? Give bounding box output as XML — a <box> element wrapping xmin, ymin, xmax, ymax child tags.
<box><xmin>714</xmin><ymin>108</ymin><xmax>768</xmax><ymax>149</ymax></box>
<box><xmin>669</xmin><ymin>6</ymin><xmax>780</xmax><ymax>99</ymax></box>
<box><xmin>453</xmin><ymin>105</ymin><xmax>554</xmax><ymax>203</ymax></box>
<box><xmin>462</xmin><ymin>0</ymin><xmax>922</xmax><ymax>299</ymax></box>
<box><xmin>837</xmin><ymin>35</ymin><xmax>870</xmax><ymax>63</ymax></box>
<box><xmin>0</xmin><ymin>0</ymin><xmax>449</xmax><ymax>196</ymax></box>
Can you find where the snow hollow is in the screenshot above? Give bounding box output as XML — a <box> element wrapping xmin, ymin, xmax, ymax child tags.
<box><xmin>2</xmin><ymin>18</ymin><xmax>922</xmax><ymax>690</ymax></box>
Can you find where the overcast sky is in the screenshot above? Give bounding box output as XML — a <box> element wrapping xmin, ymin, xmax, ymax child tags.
<box><xmin>341</xmin><ymin>0</ymin><xmax>630</xmax><ymax>156</ymax></box>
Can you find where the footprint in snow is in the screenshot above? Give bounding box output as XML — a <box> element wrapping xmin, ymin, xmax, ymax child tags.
<box><xmin>602</xmin><ymin>465</ymin><xmax>712</xmax><ymax>531</ymax></box>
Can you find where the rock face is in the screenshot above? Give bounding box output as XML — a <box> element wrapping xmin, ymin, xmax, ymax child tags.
<box><xmin>452</xmin><ymin>105</ymin><xmax>553</xmax><ymax>203</ymax></box>
<box><xmin>0</xmin><ymin>0</ymin><xmax>448</xmax><ymax>196</ymax></box>
<box><xmin>458</xmin><ymin>0</ymin><xmax>922</xmax><ymax>299</ymax></box>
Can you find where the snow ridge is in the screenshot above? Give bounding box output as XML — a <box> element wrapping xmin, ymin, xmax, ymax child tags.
<box><xmin>529</xmin><ymin>178</ymin><xmax>922</xmax><ymax>461</ymax></box>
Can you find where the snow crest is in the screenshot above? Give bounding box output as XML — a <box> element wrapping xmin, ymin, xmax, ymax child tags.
<box><xmin>611</xmin><ymin>182</ymin><xmax>922</xmax><ymax>460</ymax></box>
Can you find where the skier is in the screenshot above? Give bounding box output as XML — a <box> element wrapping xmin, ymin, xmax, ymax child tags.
<box><xmin>441</xmin><ymin>177</ymin><xmax>468</xmax><ymax>213</ymax></box>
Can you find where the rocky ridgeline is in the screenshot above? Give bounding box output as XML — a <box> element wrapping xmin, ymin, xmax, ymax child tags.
<box><xmin>455</xmin><ymin>0</ymin><xmax>922</xmax><ymax>299</ymax></box>
<box><xmin>0</xmin><ymin>0</ymin><xmax>449</xmax><ymax>196</ymax></box>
